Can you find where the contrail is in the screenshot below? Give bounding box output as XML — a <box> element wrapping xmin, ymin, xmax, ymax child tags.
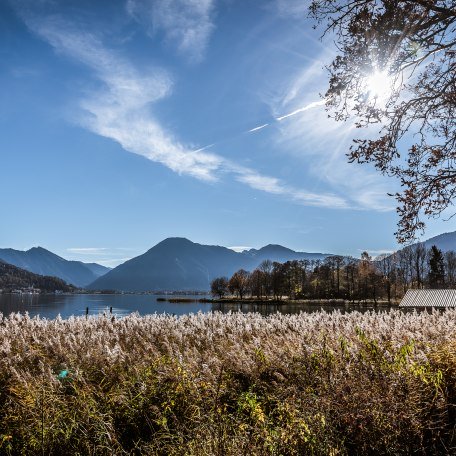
<box><xmin>193</xmin><ymin>143</ymin><xmax>215</xmax><ymax>153</ymax></box>
<box><xmin>247</xmin><ymin>99</ymin><xmax>324</xmax><ymax>133</ymax></box>
<box><xmin>275</xmin><ymin>99</ymin><xmax>325</xmax><ymax>121</ymax></box>
<box><xmin>248</xmin><ymin>123</ymin><xmax>269</xmax><ymax>133</ymax></box>
<box><xmin>196</xmin><ymin>99</ymin><xmax>325</xmax><ymax>151</ymax></box>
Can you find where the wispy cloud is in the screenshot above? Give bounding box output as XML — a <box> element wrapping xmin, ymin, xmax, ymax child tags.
<box><xmin>228</xmin><ymin>246</ymin><xmax>252</xmax><ymax>252</ymax></box>
<box><xmin>274</xmin><ymin>0</ymin><xmax>312</xmax><ymax>18</ymax></box>
<box><xmin>23</xmin><ymin>15</ymin><xmax>223</xmax><ymax>182</ymax></box>
<box><xmin>233</xmin><ymin>166</ymin><xmax>349</xmax><ymax>209</ymax></box>
<box><xmin>14</xmin><ymin>7</ymin><xmax>352</xmax><ymax>211</ymax></box>
<box><xmin>274</xmin><ymin>105</ymin><xmax>394</xmax><ymax>211</ymax></box>
<box><xmin>67</xmin><ymin>248</ymin><xmax>109</xmax><ymax>255</ymax></box>
<box><xmin>126</xmin><ymin>0</ymin><xmax>215</xmax><ymax>62</ymax></box>
<box><xmin>65</xmin><ymin>247</ymin><xmax>138</xmax><ymax>267</ymax></box>
<box><xmin>261</xmin><ymin>46</ymin><xmax>396</xmax><ymax>212</ymax></box>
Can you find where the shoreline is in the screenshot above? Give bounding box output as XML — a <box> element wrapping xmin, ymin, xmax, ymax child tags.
<box><xmin>1</xmin><ymin>291</ymin><xmax>399</xmax><ymax>306</ymax></box>
<box><xmin>159</xmin><ymin>296</ymin><xmax>399</xmax><ymax>306</ymax></box>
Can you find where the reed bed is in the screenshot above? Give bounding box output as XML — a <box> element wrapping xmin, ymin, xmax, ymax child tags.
<box><xmin>0</xmin><ymin>309</ymin><xmax>455</xmax><ymax>455</ymax></box>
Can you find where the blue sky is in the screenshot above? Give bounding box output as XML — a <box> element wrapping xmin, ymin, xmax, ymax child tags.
<box><xmin>1</xmin><ymin>0</ymin><xmax>454</xmax><ymax>267</ymax></box>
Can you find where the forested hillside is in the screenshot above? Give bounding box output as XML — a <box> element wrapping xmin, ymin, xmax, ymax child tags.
<box><xmin>0</xmin><ymin>247</ymin><xmax>109</xmax><ymax>287</ymax></box>
<box><xmin>0</xmin><ymin>261</ymin><xmax>73</xmax><ymax>293</ymax></box>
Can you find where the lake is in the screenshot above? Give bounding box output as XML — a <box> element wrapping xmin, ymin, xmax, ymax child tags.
<box><xmin>0</xmin><ymin>293</ymin><xmax>396</xmax><ymax>319</ymax></box>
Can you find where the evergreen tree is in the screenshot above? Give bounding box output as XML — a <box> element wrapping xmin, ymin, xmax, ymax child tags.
<box><xmin>428</xmin><ymin>245</ymin><xmax>445</xmax><ymax>288</ymax></box>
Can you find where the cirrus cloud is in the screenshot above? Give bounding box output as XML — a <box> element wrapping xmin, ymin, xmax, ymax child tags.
<box><xmin>12</xmin><ymin>3</ymin><xmax>355</xmax><ymax>211</ymax></box>
<box><xmin>126</xmin><ymin>0</ymin><xmax>216</xmax><ymax>63</ymax></box>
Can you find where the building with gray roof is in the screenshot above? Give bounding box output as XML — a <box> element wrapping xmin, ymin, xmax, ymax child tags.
<box><xmin>399</xmin><ymin>289</ymin><xmax>456</xmax><ymax>308</ymax></box>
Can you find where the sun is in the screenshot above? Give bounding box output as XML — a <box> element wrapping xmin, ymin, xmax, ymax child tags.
<box><xmin>365</xmin><ymin>70</ymin><xmax>394</xmax><ymax>103</ymax></box>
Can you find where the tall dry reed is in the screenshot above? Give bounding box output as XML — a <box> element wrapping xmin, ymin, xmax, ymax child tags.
<box><xmin>0</xmin><ymin>309</ymin><xmax>455</xmax><ymax>455</ymax></box>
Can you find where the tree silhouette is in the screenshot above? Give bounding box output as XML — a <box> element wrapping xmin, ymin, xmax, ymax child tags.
<box><xmin>428</xmin><ymin>245</ymin><xmax>445</xmax><ymax>288</ymax></box>
<box><xmin>210</xmin><ymin>277</ymin><xmax>229</xmax><ymax>299</ymax></box>
<box><xmin>228</xmin><ymin>269</ymin><xmax>250</xmax><ymax>299</ymax></box>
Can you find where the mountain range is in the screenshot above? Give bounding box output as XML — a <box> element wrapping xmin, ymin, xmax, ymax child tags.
<box><xmin>2</xmin><ymin>231</ymin><xmax>456</xmax><ymax>292</ymax></box>
<box><xmin>88</xmin><ymin>237</ymin><xmax>331</xmax><ymax>292</ymax></box>
<box><xmin>0</xmin><ymin>247</ymin><xmax>110</xmax><ymax>288</ymax></box>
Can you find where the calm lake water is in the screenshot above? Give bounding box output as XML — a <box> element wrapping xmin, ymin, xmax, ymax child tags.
<box><xmin>0</xmin><ymin>293</ymin><xmax>396</xmax><ymax>319</ymax></box>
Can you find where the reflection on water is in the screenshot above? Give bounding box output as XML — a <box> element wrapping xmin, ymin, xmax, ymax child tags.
<box><xmin>0</xmin><ymin>293</ymin><xmax>396</xmax><ymax>320</ymax></box>
<box><xmin>0</xmin><ymin>294</ymin><xmax>212</xmax><ymax>319</ymax></box>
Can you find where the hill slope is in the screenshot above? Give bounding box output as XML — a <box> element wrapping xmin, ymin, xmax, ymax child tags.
<box><xmin>0</xmin><ymin>247</ymin><xmax>110</xmax><ymax>287</ymax></box>
<box><xmin>0</xmin><ymin>261</ymin><xmax>73</xmax><ymax>292</ymax></box>
<box><xmin>89</xmin><ymin>238</ymin><xmax>329</xmax><ymax>292</ymax></box>
<box><xmin>423</xmin><ymin>232</ymin><xmax>456</xmax><ymax>252</ymax></box>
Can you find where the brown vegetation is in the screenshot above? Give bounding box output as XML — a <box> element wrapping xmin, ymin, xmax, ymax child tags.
<box><xmin>212</xmin><ymin>244</ymin><xmax>456</xmax><ymax>303</ymax></box>
<box><xmin>0</xmin><ymin>310</ymin><xmax>455</xmax><ymax>454</ymax></box>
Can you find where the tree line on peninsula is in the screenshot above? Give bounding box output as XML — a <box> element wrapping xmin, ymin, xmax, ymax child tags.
<box><xmin>0</xmin><ymin>261</ymin><xmax>73</xmax><ymax>293</ymax></box>
<box><xmin>211</xmin><ymin>244</ymin><xmax>453</xmax><ymax>303</ymax></box>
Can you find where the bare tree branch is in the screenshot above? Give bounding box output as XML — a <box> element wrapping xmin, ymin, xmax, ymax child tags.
<box><xmin>311</xmin><ymin>0</ymin><xmax>456</xmax><ymax>243</ymax></box>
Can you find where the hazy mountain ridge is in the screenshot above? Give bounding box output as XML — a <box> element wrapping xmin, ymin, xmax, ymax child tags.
<box><xmin>89</xmin><ymin>232</ymin><xmax>456</xmax><ymax>292</ymax></box>
<box><xmin>89</xmin><ymin>237</ymin><xmax>330</xmax><ymax>292</ymax></box>
<box><xmin>422</xmin><ymin>232</ymin><xmax>456</xmax><ymax>252</ymax></box>
<box><xmin>387</xmin><ymin>232</ymin><xmax>456</xmax><ymax>260</ymax></box>
<box><xmin>245</xmin><ymin>244</ymin><xmax>331</xmax><ymax>263</ymax></box>
<box><xmin>3</xmin><ymin>231</ymin><xmax>455</xmax><ymax>293</ymax></box>
<box><xmin>84</xmin><ymin>263</ymin><xmax>112</xmax><ymax>277</ymax></box>
<box><xmin>0</xmin><ymin>247</ymin><xmax>110</xmax><ymax>288</ymax></box>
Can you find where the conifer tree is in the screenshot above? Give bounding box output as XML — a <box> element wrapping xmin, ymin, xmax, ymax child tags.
<box><xmin>428</xmin><ymin>245</ymin><xmax>445</xmax><ymax>288</ymax></box>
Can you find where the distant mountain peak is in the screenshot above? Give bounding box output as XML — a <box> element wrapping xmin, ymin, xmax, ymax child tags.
<box><xmin>27</xmin><ymin>246</ymin><xmax>59</xmax><ymax>255</ymax></box>
<box><xmin>260</xmin><ymin>244</ymin><xmax>295</xmax><ymax>252</ymax></box>
<box><xmin>89</xmin><ymin>238</ymin><xmax>330</xmax><ymax>292</ymax></box>
<box><xmin>27</xmin><ymin>246</ymin><xmax>65</xmax><ymax>260</ymax></box>
<box><xmin>28</xmin><ymin>246</ymin><xmax>47</xmax><ymax>252</ymax></box>
<box><xmin>158</xmin><ymin>237</ymin><xmax>193</xmax><ymax>245</ymax></box>
<box><xmin>149</xmin><ymin>237</ymin><xmax>196</xmax><ymax>253</ymax></box>
<box><xmin>0</xmin><ymin>246</ymin><xmax>110</xmax><ymax>287</ymax></box>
